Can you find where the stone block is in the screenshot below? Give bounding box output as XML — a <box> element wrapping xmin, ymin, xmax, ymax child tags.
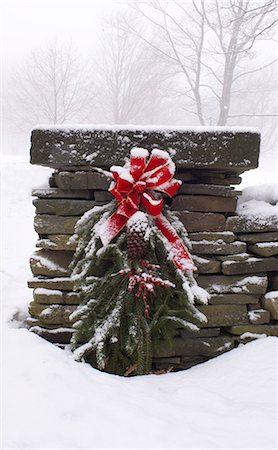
<box><xmin>225</xmin><ymin>324</ymin><xmax>278</xmax><ymax>336</ymax></box>
<box><xmin>178</xmin><ymin>212</ymin><xmax>226</xmax><ymax>232</ymax></box>
<box><xmin>29</xmin><ymin>326</ymin><xmax>73</xmax><ymax>344</ymax></box>
<box><xmin>261</xmin><ymin>292</ymin><xmax>278</xmax><ymax>319</ymax></box>
<box><xmin>29</xmin><ymin>302</ymin><xmax>77</xmax><ymax>326</ymax></box>
<box><xmin>153</xmin><ymin>336</ymin><xmax>234</xmax><ymax>358</ymax></box>
<box><xmin>28</xmin><ymin>277</ymin><xmax>74</xmax><ymax>291</ymax></box>
<box><xmin>30</xmin><ymin>250</ymin><xmax>73</xmax><ymax>277</ymax></box>
<box><xmin>188</xmin><ymin>231</ymin><xmax>236</xmax><ymax>243</ymax></box>
<box><xmin>247</xmin><ymin>309</ymin><xmax>270</xmax><ymax>325</ymax></box>
<box><xmin>32</xmin><ymin>188</ymin><xmax>93</xmax><ymax>199</ymax></box>
<box><xmin>247</xmin><ymin>303</ymin><xmax>262</xmax><ymax>311</ymax></box>
<box><xmin>209</xmin><ymin>294</ymin><xmax>260</xmax><ymax>305</ymax></box>
<box><xmin>192</xmin><ymin>241</ymin><xmax>246</xmax><ymax>255</ymax></box>
<box><xmin>33</xmin><ymin>198</ymin><xmax>95</xmax><ymax>216</ymax></box>
<box><xmin>237</xmin><ymin>232</ymin><xmax>278</xmax><ymax>244</ymax></box>
<box><xmin>198</xmin><ymin>304</ymin><xmax>248</xmax><ymax>327</ymax></box>
<box><xmin>216</xmin><ymin>253</ymin><xmax>250</xmax><ymax>262</ymax></box>
<box><xmin>192</xmin><ymin>255</ymin><xmax>221</xmax><ymax>273</ymax></box>
<box><xmin>268</xmin><ymin>273</ymin><xmax>278</xmax><ymax>291</ymax></box>
<box><xmin>34</xmin><ymin>215</ymin><xmax>79</xmax><ymax>234</ymax></box>
<box><xmin>94</xmin><ymin>191</ymin><xmax>114</xmax><ymax>202</ymax></box>
<box><xmin>33</xmin><ymin>288</ymin><xmax>80</xmax><ymax>305</ymax></box>
<box><xmin>195</xmin><ymin>176</ymin><xmax>242</xmax><ymax>185</ymax></box>
<box><xmin>172</xmin><ymin>195</ymin><xmax>237</xmax><ymax>213</ymax></box>
<box><xmin>197</xmin><ymin>274</ymin><xmax>268</xmax><ymax>294</ymax></box>
<box><xmin>36</xmin><ymin>235</ymin><xmax>77</xmax><ymax>251</ymax></box>
<box><xmin>54</xmin><ymin>171</ymin><xmax>110</xmax><ymax>190</ymax></box>
<box><xmin>179</xmin><ymin>183</ymin><xmax>239</xmax><ymax>198</ymax></box>
<box><xmin>226</xmin><ymin>216</ymin><xmax>278</xmax><ymax>233</ymax></box>
<box><xmin>30</xmin><ymin>126</ymin><xmax>260</xmax><ymax>172</ymax></box>
<box><xmin>180</xmin><ymin>328</ymin><xmax>220</xmax><ymax>338</ymax></box>
<box><xmin>248</xmin><ymin>242</ymin><xmax>278</xmax><ymax>257</ymax></box>
<box><xmin>222</xmin><ymin>257</ymin><xmax>278</xmax><ymax>275</ymax></box>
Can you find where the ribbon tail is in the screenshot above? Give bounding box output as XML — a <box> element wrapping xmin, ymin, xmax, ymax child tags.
<box><xmin>155</xmin><ymin>214</ymin><xmax>196</xmax><ymax>271</ymax></box>
<box><xmin>98</xmin><ymin>212</ymin><xmax>130</xmax><ymax>246</ymax></box>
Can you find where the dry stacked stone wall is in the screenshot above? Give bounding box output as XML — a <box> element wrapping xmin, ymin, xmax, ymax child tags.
<box><xmin>27</xmin><ymin>125</ymin><xmax>278</xmax><ymax>371</ymax></box>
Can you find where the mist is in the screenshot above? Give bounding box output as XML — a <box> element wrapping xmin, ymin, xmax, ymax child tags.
<box><xmin>2</xmin><ymin>0</ymin><xmax>278</xmax><ymax>172</ymax></box>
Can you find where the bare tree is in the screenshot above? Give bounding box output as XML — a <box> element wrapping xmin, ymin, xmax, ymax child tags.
<box><xmin>121</xmin><ymin>0</ymin><xmax>278</xmax><ymax>125</ymax></box>
<box><xmin>92</xmin><ymin>16</ymin><xmax>170</xmax><ymax>125</ymax></box>
<box><xmin>10</xmin><ymin>42</ymin><xmax>95</xmax><ymax>127</ymax></box>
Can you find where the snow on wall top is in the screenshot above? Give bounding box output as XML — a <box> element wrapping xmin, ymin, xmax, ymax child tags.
<box><xmin>30</xmin><ymin>124</ymin><xmax>261</xmax><ymax>172</ymax></box>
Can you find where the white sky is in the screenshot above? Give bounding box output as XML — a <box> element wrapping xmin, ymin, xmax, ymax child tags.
<box><xmin>1</xmin><ymin>0</ymin><xmax>123</xmax><ymax>72</ymax></box>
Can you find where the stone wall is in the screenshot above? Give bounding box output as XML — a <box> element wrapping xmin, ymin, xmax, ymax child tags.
<box><xmin>27</xmin><ymin>125</ymin><xmax>278</xmax><ymax>371</ymax></box>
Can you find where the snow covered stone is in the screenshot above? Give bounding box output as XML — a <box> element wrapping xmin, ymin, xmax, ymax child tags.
<box><xmin>225</xmin><ymin>324</ymin><xmax>278</xmax><ymax>336</ymax></box>
<box><xmin>261</xmin><ymin>291</ymin><xmax>278</xmax><ymax>320</ymax></box>
<box><xmin>189</xmin><ymin>231</ymin><xmax>236</xmax><ymax>243</ymax></box>
<box><xmin>33</xmin><ymin>288</ymin><xmax>80</xmax><ymax>305</ymax></box>
<box><xmin>34</xmin><ymin>215</ymin><xmax>79</xmax><ymax>234</ymax></box>
<box><xmin>36</xmin><ymin>235</ymin><xmax>77</xmax><ymax>251</ymax></box>
<box><xmin>191</xmin><ymin>240</ymin><xmax>246</xmax><ymax>255</ymax></box>
<box><xmin>237</xmin><ymin>231</ymin><xmax>278</xmax><ymax>244</ymax></box>
<box><xmin>197</xmin><ymin>275</ymin><xmax>268</xmax><ymax>295</ymax></box>
<box><xmin>29</xmin><ymin>326</ymin><xmax>73</xmax><ymax>344</ymax></box>
<box><xmin>192</xmin><ymin>255</ymin><xmax>221</xmax><ymax>274</ymax></box>
<box><xmin>208</xmin><ymin>294</ymin><xmax>261</xmax><ymax>305</ymax></box>
<box><xmin>28</xmin><ymin>277</ymin><xmax>74</xmax><ymax>291</ymax></box>
<box><xmin>222</xmin><ymin>256</ymin><xmax>278</xmax><ymax>275</ymax></box>
<box><xmin>178</xmin><ymin>183</ymin><xmax>240</xmax><ymax>197</ymax></box>
<box><xmin>32</xmin><ymin>188</ymin><xmax>93</xmax><ymax>199</ymax></box>
<box><xmin>54</xmin><ymin>171</ymin><xmax>110</xmax><ymax>190</ymax></box>
<box><xmin>226</xmin><ymin>215</ymin><xmax>278</xmax><ymax>233</ymax></box>
<box><xmin>247</xmin><ymin>309</ymin><xmax>270</xmax><ymax>325</ymax></box>
<box><xmin>248</xmin><ymin>242</ymin><xmax>278</xmax><ymax>257</ymax></box>
<box><xmin>30</xmin><ymin>250</ymin><xmax>73</xmax><ymax>277</ymax></box>
<box><xmin>30</xmin><ymin>125</ymin><xmax>260</xmax><ymax>172</ymax></box>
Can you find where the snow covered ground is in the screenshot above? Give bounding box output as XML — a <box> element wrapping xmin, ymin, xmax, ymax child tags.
<box><xmin>1</xmin><ymin>158</ymin><xmax>278</xmax><ymax>449</ymax></box>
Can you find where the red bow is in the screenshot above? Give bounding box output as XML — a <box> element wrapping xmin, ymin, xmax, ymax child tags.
<box><xmin>98</xmin><ymin>148</ymin><xmax>195</xmax><ymax>271</ymax></box>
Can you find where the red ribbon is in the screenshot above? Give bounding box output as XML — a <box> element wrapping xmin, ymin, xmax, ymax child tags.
<box><xmin>98</xmin><ymin>148</ymin><xmax>196</xmax><ymax>271</ymax></box>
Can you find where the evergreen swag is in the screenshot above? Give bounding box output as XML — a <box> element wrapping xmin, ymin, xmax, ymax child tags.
<box><xmin>69</xmin><ymin>150</ymin><xmax>209</xmax><ymax>376</ymax></box>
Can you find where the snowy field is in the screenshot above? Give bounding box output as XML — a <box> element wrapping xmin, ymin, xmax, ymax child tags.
<box><xmin>1</xmin><ymin>158</ymin><xmax>278</xmax><ymax>449</ymax></box>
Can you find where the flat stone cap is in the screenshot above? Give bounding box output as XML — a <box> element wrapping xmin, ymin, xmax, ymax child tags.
<box><xmin>30</xmin><ymin>124</ymin><xmax>260</xmax><ymax>173</ymax></box>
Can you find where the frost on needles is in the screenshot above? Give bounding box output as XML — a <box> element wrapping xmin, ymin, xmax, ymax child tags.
<box><xmin>69</xmin><ymin>200</ymin><xmax>208</xmax><ymax>376</ymax></box>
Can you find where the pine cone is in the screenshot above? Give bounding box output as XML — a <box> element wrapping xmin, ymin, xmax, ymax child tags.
<box><xmin>127</xmin><ymin>213</ymin><xmax>149</xmax><ymax>260</ymax></box>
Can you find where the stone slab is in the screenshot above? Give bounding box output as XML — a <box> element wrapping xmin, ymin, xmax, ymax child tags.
<box><xmin>261</xmin><ymin>292</ymin><xmax>278</xmax><ymax>319</ymax></box>
<box><xmin>30</xmin><ymin>250</ymin><xmax>73</xmax><ymax>277</ymax></box>
<box><xmin>226</xmin><ymin>216</ymin><xmax>278</xmax><ymax>233</ymax></box>
<box><xmin>198</xmin><ymin>304</ymin><xmax>248</xmax><ymax>327</ymax></box>
<box><xmin>94</xmin><ymin>191</ymin><xmax>114</xmax><ymax>202</ymax></box>
<box><xmin>194</xmin><ymin>176</ymin><xmax>242</xmax><ymax>185</ymax></box>
<box><xmin>36</xmin><ymin>235</ymin><xmax>77</xmax><ymax>251</ymax></box>
<box><xmin>192</xmin><ymin>255</ymin><xmax>221</xmax><ymax>274</ymax></box>
<box><xmin>197</xmin><ymin>275</ymin><xmax>268</xmax><ymax>294</ymax></box>
<box><xmin>180</xmin><ymin>328</ymin><xmax>221</xmax><ymax>338</ymax></box>
<box><xmin>178</xmin><ymin>212</ymin><xmax>226</xmax><ymax>232</ymax></box>
<box><xmin>222</xmin><ymin>257</ymin><xmax>278</xmax><ymax>275</ymax></box>
<box><xmin>34</xmin><ymin>215</ymin><xmax>79</xmax><ymax>234</ymax></box>
<box><xmin>188</xmin><ymin>232</ymin><xmax>236</xmax><ymax>243</ymax></box>
<box><xmin>179</xmin><ymin>183</ymin><xmax>239</xmax><ymax>198</ymax></box>
<box><xmin>153</xmin><ymin>336</ymin><xmax>234</xmax><ymax>358</ymax></box>
<box><xmin>30</xmin><ymin>126</ymin><xmax>260</xmax><ymax>172</ymax></box>
<box><xmin>268</xmin><ymin>273</ymin><xmax>278</xmax><ymax>291</ymax></box>
<box><xmin>32</xmin><ymin>188</ymin><xmax>93</xmax><ymax>199</ymax></box>
<box><xmin>209</xmin><ymin>294</ymin><xmax>260</xmax><ymax>305</ymax></box>
<box><xmin>248</xmin><ymin>242</ymin><xmax>278</xmax><ymax>257</ymax></box>
<box><xmin>54</xmin><ymin>171</ymin><xmax>110</xmax><ymax>190</ymax></box>
<box><xmin>225</xmin><ymin>324</ymin><xmax>278</xmax><ymax>336</ymax></box>
<box><xmin>172</xmin><ymin>195</ymin><xmax>237</xmax><ymax>213</ymax></box>
<box><xmin>28</xmin><ymin>302</ymin><xmax>77</xmax><ymax>325</ymax></box>
<box><xmin>33</xmin><ymin>288</ymin><xmax>80</xmax><ymax>305</ymax></box>
<box><xmin>29</xmin><ymin>326</ymin><xmax>73</xmax><ymax>344</ymax></box>
<box><xmin>216</xmin><ymin>253</ymin><xmax>250</xmax><ymax>262</ymax></box>
<box><xmin>191</xmin><ymin>241</ymin><xmax>246</xmax><ymax>255</ymax></box>
<box><xmin>247</xmin><ymin>309</ymin><xmax>270</xmax><ymax>325</ymax></box>
<box><xmin>237</xmin><ymin>232</ymin><xmax>278</xmax><ymax>244</ymax></box>
<box><xmin>28</xmin><ymin>277</ymin><xmax>74</xmax><ymax>291</ymax></box>
<box><xmin>33</xmin><ymin>199</ymin><xmax>95</xmax><ymax>216</ymax></box>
